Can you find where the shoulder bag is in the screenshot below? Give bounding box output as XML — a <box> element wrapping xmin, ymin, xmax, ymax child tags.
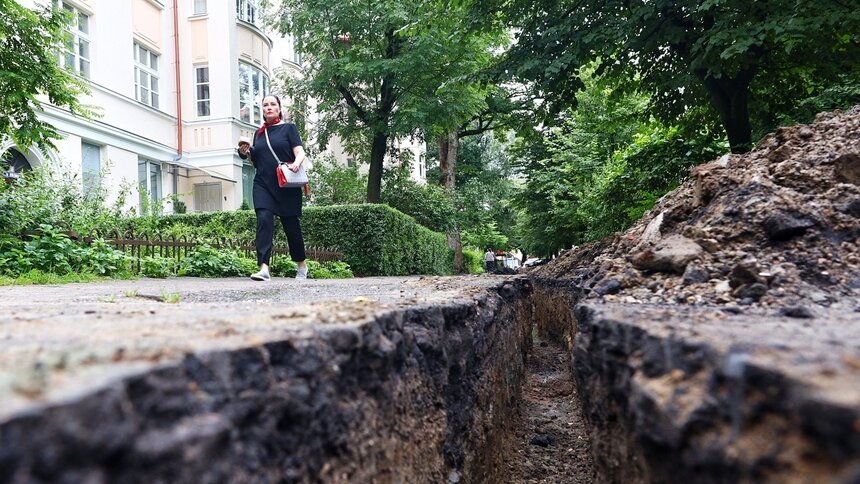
<box><xmin>265</xmin><ymin>127</ymin><xmax>308</xmax><ymax>188</ymax></box>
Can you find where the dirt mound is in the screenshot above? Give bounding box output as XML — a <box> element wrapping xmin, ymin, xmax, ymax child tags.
<box><xmin>535</xmin><ymin>106</ymin><xmax>860</xmax><ymax>310</ymax></box>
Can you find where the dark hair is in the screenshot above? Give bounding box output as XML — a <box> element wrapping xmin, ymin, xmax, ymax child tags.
<box><xmin>262</xmin><ymin>94</ymin><xmax>282</xmax><ymax>109</ymax></box>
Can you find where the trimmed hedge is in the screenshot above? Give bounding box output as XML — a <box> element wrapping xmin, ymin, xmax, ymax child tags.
<box><xmin>115</xmin><ymin>204</ymin><xmax>452</xmax><ymax>277</ymax></box>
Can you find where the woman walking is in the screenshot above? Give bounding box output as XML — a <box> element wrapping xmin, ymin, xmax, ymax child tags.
<box><xmin>238</xmin><ymin>94</ymin><xmax>309</xmax><ymax>280</ymax></box>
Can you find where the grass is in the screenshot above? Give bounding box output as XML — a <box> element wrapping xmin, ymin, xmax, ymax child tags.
<box><xmin>0</xmin><ymin>270</ymin><xmax>100</xmax><ymax>286</ymax></box>
<box><xmin>161</xmin><ymin>291</ymin><xmax>181</xmax><ymax>304</ymax></box>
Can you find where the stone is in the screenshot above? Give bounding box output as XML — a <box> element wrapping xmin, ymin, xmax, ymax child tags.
<box><xmin>777</xmin><ymin>306</ymin><xmax>815</xmax><ymax>319</ymax></box>
<box><xmin>632</xmin><ymin>235</ymin><xmax>703</xmax><ymax>274</ymax></box>
<box><xmin>682</xmin><ymin>262</ymin><xmax>710</xmax><ymax>285</ymax></box>
<box><xmin>762</xmin><ymin>212</ymin><xmax>816</xmax><ymax>242</ymax></box>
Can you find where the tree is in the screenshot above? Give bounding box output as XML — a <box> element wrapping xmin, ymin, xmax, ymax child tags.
<box><xmin>271</xmin><ymin>0</ymin><xmax>495</xmax><ymax>202</ymax></box>
<box><xmin>503</xmin><ymin>0</ymin><xmax>860</xmax><ymax>153</ymax></box>
<box><xmin>0</xmin><ymin>0</ymin><xmax>90</xmax><ymax>151</ymax></box>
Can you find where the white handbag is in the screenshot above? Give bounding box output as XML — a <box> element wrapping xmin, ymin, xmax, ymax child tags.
<box><xmin>264</xmin><ymin>128</ymin><xmax>308</xmax><ymax>187</ymax></box>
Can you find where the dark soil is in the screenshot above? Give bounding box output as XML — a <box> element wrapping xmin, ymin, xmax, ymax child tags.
<box><xmin>534</xmin><ymin>105</ymin><xmax>860</xmax><ymax>312</ymax></box>
<box><xmin>502</xmin><ymin>333</ymin><xmax>595</xmax><ymax>483</ymax></box>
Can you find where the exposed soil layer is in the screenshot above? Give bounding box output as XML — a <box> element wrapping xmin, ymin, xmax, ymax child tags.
<box><xmin>501</xmin><ymin>333</ymin><xmax>595</xmax><ymax>483</ymax></box>
<box><xmin>529</xmin><ymin>106</ymin><xmax>860</xmax><ymax>482</ymax></box>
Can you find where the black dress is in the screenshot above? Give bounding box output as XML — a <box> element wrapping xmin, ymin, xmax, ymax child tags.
<box><xmin>246</xmin><ymin>123</ymin><xmax>304</xmax><ymax>217</ymax></box>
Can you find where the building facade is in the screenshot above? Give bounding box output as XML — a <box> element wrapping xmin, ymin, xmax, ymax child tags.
<box><xmin>3</xmin><ymin>0</ymin><xmax>426</xmax><ymax>216</ymax></box>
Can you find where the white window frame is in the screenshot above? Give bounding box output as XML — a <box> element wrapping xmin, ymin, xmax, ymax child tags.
<box><xmin>81</xmin><ymin>141</ymin><xmax>101</xmax><ymax>197</ymax></box>
<box><xmin>193</xmin><ymin>0</ymin><xmax>207</xmax><ymax>15</ymax></box>
<box><xmin>195</xmin><ymin>65</ymin><xmax>210</xmax><ymax>117</ymax></box>
<box><xmin>134</xmin><ymin>42</ymin><xmax>160</xmax><ymax>109</ymax></box>
<box><xmin>138</xmin><ymin>159</ymin><xmax>163</xmax><ymax>214</ymax></box>
<box><xmin>238</xmin><ymin>62</ymin><xmax>268</xmax><ymax>125</ymax></box>
<box><xmin>58</xmin><ymin>2</ymin><xmax>91</xmax><ymax>78</ymax></box>
<box><xmin>236</xmin><ymin>0</ymin><xmax>258</xmax><ymax>25</ymax></box>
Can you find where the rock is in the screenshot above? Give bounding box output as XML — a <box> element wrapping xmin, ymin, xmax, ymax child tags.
<box><xmin>529</xmin><ymin>433</ymin><xmax>555</xmax><ymax>447</ymax></box>
<box><xmin>638</xmin><ymin>212</ymin><xmax>665</xmax><ymax>247</ymax></box>
<box><xmin>632</xmin><ymin>235</ymin><xmax>703</xmax><ymax>274</ymax></box>
<box><xmin>682</xmin><ymin>262</ymin><xmax>710</xmax><ymax>285</ymax></box>
<box><xmin>777</xmin><ymin>306</ymin><xmax>815</xmax><ymax>319</ymax></box>
<box><xmin>762</xmin><ymin>212</ymin><xmax>816</xmax><ymax>242</ymax></box>
<box><xmin>729</xmin><ymin>262</ymin><xmax>763</xmax><ymax>288</ymax></box>
<box><xmin>595</xmin><ymin>278</ymin><xmax>623</xmax><ymax>296</ymax></box>
<box><xmin>833</xmin><ymin>153</ymin><xmax>860</xmax><ymax>185</ymax></box>
<box><xmin>733</xmin><ymin>283</ymin><xmax>768</xmax><ymax>301</ymax></box>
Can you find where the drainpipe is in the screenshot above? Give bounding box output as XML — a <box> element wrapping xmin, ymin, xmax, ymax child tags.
<box><xmin>172</xmin><ymin>0</ymin><xmax>182</xmax><ymax>203</ymax></box>
<box><xmin>173</xmin><ymin>0</ymin><xmax>182</xmax><ymax>156</ymax></box>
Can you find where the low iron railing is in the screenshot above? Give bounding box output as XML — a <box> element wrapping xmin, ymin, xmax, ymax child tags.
<box><xmin>81</xmin><ymin>229</ymin><xmax>341</xmax><ymax>272</ymax></box>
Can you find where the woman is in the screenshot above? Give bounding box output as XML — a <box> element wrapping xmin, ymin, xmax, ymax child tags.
<box><xmin>238</xmin><ymin>94</ymin><xmax>309</xmax><ymax>281</ymax></box>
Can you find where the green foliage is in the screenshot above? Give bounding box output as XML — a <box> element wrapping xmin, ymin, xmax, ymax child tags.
<box><xmin>307</xmin><ymin>154</ymin><xmax>367</xmax><ymax>206</ymax></box>
<box><xmin>462</xmin><ymin>247</ymin><xmax>485</xmax><ymax>274</ymax></box>
<box><xmin>501</xmin><ymin>0</ymin><xmax>860</xmax><ymax>152</ymax></box>
<box><xmin>512</xmin><ymin>70</ymin><xmax>725</xmax><ymax>257</ymax></box>
<box><xmin>381</xmin><ymin>165</ymin><xmax>455</xmax><ymax>232</ymax></box>
<box><xmin>85</xmin><ymin>239</ymin><xmax>131</xmax><ymax>276</ymax></box>
<box><xmin>302</xmin><ymin>204</ymin><xmax>452</xmax><ymax>276</ymax></box>
<box><xmin>0</xmin><ymin>0</ymin><xmax>93</xmax><ymax>151</ymax></box>
<box><xmin>22</xmin><ymin>225</ymin><xmax>85</xmax><ymax>275</ymax></box>
<box><xmin>320</xmin><ymin>260</ymin><xmax>354</xmax><ymax>279</ymax></box>
<box><xmin>178</xmin><ymin>244</ymin><xmax>252</xmax><ymax>278</ymax></box>
<box><xmin>0</xmin><ymin>269</ymin><xmax>98</xmax><ymax>286</ymax></box>
<box><xmin>141</xmin><ymin>256</ymin><xmax>176</xmax><ymax>279</ymax></box>
<box><xmin>0</xmin><ymin>161</ymin><xmax>131</xmax><ymax>236</ymax></box>
<box><xmin>461</xmin><ymin>222</ymin><xmax>508</xmax><ymax>253</ymax></box>
<box><xmin>272</xmin><ymin>0</ymin><xmax>508</xmax><ymax>201</ymax></box>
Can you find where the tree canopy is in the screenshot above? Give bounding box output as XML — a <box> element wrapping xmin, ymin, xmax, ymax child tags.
<box><xmin>502</xmin><ymin>0</ymin><xmax>860</xmax><ymax>152</ymax></box>
<box><xmin>0</xmin><ymin>0</ymin><xmax>90</xmax><ymax>151</ymax></box>
<box><xmin>271</xmin><ymin>0</ymin><xmax>505</xmax><ymax>202</ymax></box>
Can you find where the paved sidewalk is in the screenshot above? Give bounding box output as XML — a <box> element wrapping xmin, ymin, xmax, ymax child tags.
<box><xmin>0</xmin><ymin>275</ymin><xmax>505</xmax><ymax>421</ymax></box>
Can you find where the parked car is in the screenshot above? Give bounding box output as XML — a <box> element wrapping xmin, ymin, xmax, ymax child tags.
<box><xmin>523</xmin><ymin>258</ymin><xmax>545</xmax><ymax>268</ymax></box>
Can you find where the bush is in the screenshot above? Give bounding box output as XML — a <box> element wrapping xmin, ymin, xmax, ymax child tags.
<box><xmin>462</xmin><ymin>247</ymin><xmax>485</xmax><ymax>274</ymax></box>
<box><xmin>119</xmin><ymin>205</ymin><xmax>452</xmax><ymax>276</ymax></box>
<box><xmin>84</xmin><ymin>239</ymin><xmax>131</xmax><ymax>276</ymax></box>
<box><xmin>178</xmin><ymin>244</ymin><xmax>255</xmax><ymax>277</ymax></box>
<box><xmin>141</xmin><ymin>255</ymin><xmax>176</xmax><ymax>278</ymax></box>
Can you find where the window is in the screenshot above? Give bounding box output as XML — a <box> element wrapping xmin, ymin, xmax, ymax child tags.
<box><xmin>193</xmin><ymin>0</ymin><xmax>207</xmax><ymax>15</ymax></box>
<box><xmin>134</xmin><ymin>43</ymin><xmax>159</xmax><ymax>109</ymax></box>
<box><xmin>81</xmin><ymin>142</ymin><xmax>101</xmax><ymax>197</ymax></box>
<box><xmin>138</xmin><ymin>159</ymin><xmax>162</xmax><ymax>214</ymax></box>
<box><xmin>238</xmin><ymin>62</ymin><xmax>268</xmax><ymax>124</ymax></box>
<box><xmin>242</xmin><ymin>164</ymin><xmax>255</xmax><ymax>209</ymax></box>
<box><xmin>236</xmin><ymin>0</ymin><xmax>258</xmax><ymax>25</ymax></box>
<box><xmin>195</xmin><ymin>66</ymin><xmax>210</xmax><ymax>116</ymax></box>
<box><xmin>57</xmin><ymin>2</ymin><xmax>91</xmax><ymax>78</ymax></box>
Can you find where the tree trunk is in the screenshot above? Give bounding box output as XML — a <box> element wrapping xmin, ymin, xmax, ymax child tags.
<box><xmin>699</xmin><ymin>68</ymin><xmax>756</xmax><ymax>153</ymax></box>
<box><xmin>438</xmin><ymin>138</ymin><xmax>449</xmax><ymax>186</ymax></box>
<box><xmin>441</xmin><ymin>131</ymin><xmax>465</xmax><ymax>273</ymax></box>
<box><xmin>367</xmin><ymin>131</ymin><xmax>387</xmax><ymax>203</ymax></box>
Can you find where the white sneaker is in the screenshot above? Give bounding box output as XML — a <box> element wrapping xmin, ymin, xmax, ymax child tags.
<box><xmin>250</xmin><ymin>269</ymin><xmax>270</xmax><ymax>281</ymax></box>
<box><xmin>295</xmin><ymin>266</ymin><xmax>308</xmax><ymax>280</ymax></box>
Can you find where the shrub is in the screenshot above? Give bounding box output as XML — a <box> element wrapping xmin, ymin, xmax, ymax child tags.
<box><xmin>84</xmin><ymin>239</ymin><xmax>131</xmax><ymax>276</ymax></box>
<box><xmin>178</xmin><ymin>244</ymin><xmax>254</xmax><ymax>277</ymax></box>
<box><xmin>141</xmin><ymin>255</ymin><xmax>176</xmax><ymax>278</ymax></box>
<box><xmin>462</xmin><ymin>247</ymin><xmax>485</xmax><ymax>274</ymax></box>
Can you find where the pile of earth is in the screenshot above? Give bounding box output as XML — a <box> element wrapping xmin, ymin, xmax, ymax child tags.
<box><xmin>533</xmin><ymin>105</ymin><xmax>860</xmax><ymax>313</ymax></box>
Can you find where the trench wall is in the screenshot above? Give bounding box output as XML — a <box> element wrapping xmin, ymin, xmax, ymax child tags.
<box><xmin>0</xmin><ymin>280</ymin><xmax>532</xmax><ymax>483</ymax></box>
<box><xmin>531</xmin><ymin>278</ymin><xmax>860</xmax><ymax>483</ymax></box>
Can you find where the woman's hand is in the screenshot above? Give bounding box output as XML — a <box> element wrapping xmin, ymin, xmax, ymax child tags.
<box><xmin>238</xmin><ymin>143</ymin><xmax>250</xmax><ymax>156</ymax></box>
<box><xmin>287</xmin><ymin>161</ymin><xmax>302</xmax><ymax>172</ymax></box>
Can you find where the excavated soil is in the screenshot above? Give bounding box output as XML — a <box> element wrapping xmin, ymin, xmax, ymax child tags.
<box><xmin>535</xmin><ymin>105</ymin><xmax>860</xmax><ymax>312</ymax></box>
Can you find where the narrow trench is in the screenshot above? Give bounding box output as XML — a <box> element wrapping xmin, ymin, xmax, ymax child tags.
<box><xmin>501</xmin><ymin>329</ymin><xmax>596</xmax><ymax>483</ymax></box>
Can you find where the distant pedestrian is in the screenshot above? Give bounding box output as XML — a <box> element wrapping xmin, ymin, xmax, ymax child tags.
<box><xmin>484</xmin><ymin>248</ymin><xmax>496</xmax><ymax>273</ymax></box>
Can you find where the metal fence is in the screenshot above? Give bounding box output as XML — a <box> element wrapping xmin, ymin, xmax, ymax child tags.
<box><xmin>83</xmin><ymin>229</ymin><xmax>341</xmax><ymax>272</ymax></box>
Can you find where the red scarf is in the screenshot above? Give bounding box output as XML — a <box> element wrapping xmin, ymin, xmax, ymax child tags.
<box><xmin>255</xmin><ymin>116</ymin><xmax>281</xmax><ymax>140</ymax></box>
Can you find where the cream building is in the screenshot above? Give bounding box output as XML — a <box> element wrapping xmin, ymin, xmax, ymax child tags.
<box><xmin>3</xmin><ymin>0</ymin><xmax>425</xmax><ymax>215</ymax></box>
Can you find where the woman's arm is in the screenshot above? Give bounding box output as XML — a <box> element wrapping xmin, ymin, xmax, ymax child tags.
<box><xmin>288</xmin><ymin>145</ymin><xmax>306</xmax><ymax>172</ymax></box>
